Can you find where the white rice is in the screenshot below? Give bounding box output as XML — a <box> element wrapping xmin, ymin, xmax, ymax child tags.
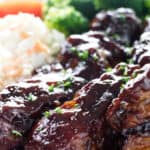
<box><xmin>0</xmin><ymin>13</ymin><xmax>65</xmax><ymax>89</ymax></box>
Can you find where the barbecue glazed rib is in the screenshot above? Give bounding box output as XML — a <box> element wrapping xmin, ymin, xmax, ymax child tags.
<box><xmin>0</xmin><ymin>8</ymin><xmax>145</xmax><ymax>150</ymax></box>
<box><xmin>91</xmin><ymin>8</ymin><xmax>142</xmax><ymax>46</ymax></box>
<box><xmin>58</xmin><ymin>31</ymin><xmax>126</xmax><ymax>80</ymax></box>
<box><xmin>0</xmin><ymin>69</ymin><xmax>86</xmax><ymax>150</ymax></box>
<box><xmin>107</xmin><ymin>64</ymin><xmax>150</xmax><ymax>150</ymax></box>
<box><xmin>122</xmin><ymin>121</ymin><xmax>150</xmax><ymax>150</ymax></box>
<box><xmin>107</xmin><ymin>64</ymin><xmax>150</xmax><ymax>130</ymax></box>
<box><xmin>25</xmin><ymin>63</ymin><xmax>139</xmax><ymax>150</ymax></box>
<box><xmin>133</xmin><ymin>32</ymin><xmax>150</xmax><ymax>66</ymax></box>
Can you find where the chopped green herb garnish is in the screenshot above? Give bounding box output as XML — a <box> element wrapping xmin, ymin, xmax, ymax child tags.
<box><xmin>77</xmin><ymin>51</ymin><xmax>89</xmax><ymax>61</ymax></box>
<box><xmin>70</xmin><ymin>47</ymin><xmax>89</xmax><ymax>61</ymax></box>
<box><xmin>48</xmin><ymin>85</ymin><xmax>54</xmax><ymax>92</ymax></box>
<box><xmin>44</xmin><ymin>111</ymin><xmax>51</xmax><ymax>118</ymax></box>
<box><xmin>120</xmin><ymin>84</ymin><xmax>125</xmax><ymax>90</ymax></box>
<box><xmin>132</xmin><ymin>72</ymin><xmax>137</xmax><ymax>78</ymax></box>
<box><xmin>64</xmin><ymin>81</ymin><xmax>72</xmax><ymax>89</ymax></box>
<box><xmin>127</xmin><ymin>59</ymin><xmax>134</xmax><ymax>64</ymax></box>
<box><xmin>92</xmin><ymin>53</ymin><xmax>98</xmax><ymax>61</ymax></box>
<box><xmin>27</xmin><ymin>94</ymin><xmax>37</xmax><ymax>102</ymax></box>
<box><xmin>54</xmin><ymin>107</ymin><xmax>63</xmax><ymax>114</ymax></box>
<box><xmin>106</xmin><ymin>67</ymin><xmax>112</xmax><ymax>72</ymax></box>
<box><xmin>74</xmin><ymin>103</ymin><xmax>80</xmax><ymax>108</ymax></box>
<box><xmin>70</xmin><ymin>47</ymin><xmax>77</xmax><ymax>53</ymax></box>
<box><xmin>126</xmin><ymin>47</ymin><xmax>133</xmax><ymax>56</ymax></box>
<box><xmin>63</xmin><ymin>77</ymin><xmax>73</xmax><ymax>90</ymax></box>
<box><xmin>121</xmin><ymin>76</ymin><xmax>131</xmax><ymax>84</ymax></box>
<box><xmin>119</xmin><ymin>64</ymin><xmax>128</xmax><ymax>76</ymax></box>
<box><xmin>12</xmin><ymin>130</ymin><xmax>22</xmax><ymax>137</ymax></box>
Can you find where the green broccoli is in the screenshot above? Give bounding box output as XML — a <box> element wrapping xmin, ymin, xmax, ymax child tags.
<box><xmin>44</xmin><ymin>6</ymin><xmax>89</xmax><ymax>36</ymax></box>
<box><xmin>44</xmin><ymin>0</ymin><xmax>96</xmax><ymax>19</ymax></box>
<box><xmin>43</xmin><ymin>0</ymin><xmax>70</xmax><ymax>16</ymax></box>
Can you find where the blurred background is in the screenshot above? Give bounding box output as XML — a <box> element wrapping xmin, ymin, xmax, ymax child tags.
<box><xmin>0</xmin><ymin>0</ymin><xmax>149</xmax><ymax>36</ymax></box>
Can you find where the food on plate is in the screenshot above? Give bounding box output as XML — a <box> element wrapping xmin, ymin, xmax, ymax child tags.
<box><xmin>132</xmin><ymin>20</ymin><xmax>150</xmax><ymax>66</ymax></box>
<box><xmin>0</xmin><ymin>13</ymin><xmax>65</xmax><ymax>89</ymax></box>
<box><xmin>44</xmin><ymin>6</ymin><xmax>89</xmax><ymax>36</ymax></box>
<box><xmin>0</xmin><ymin>6</ymin><xmax>149</xmax><ymax>150</ymax></box>
<box><xmin>91</xmin><ymin>8</ymin><xmax>142</xmax><ymax>46</ymax></box>
<box><xmin>25</xmin><ymin>62</ymin><xmax>142</xmax><ymax>150</ymax></box>
<box><xmin>107</xmin><ymin>64</ymin><xmax>150</xmax><ymax>150</ymax></box>
<box><xmin>0</xmin><ymin>64</ymin><xmax>86</xmax><ymax>150</ymax></box>
<box><xmin>58</xmin><ymin>31</ymin><xmax>127</xmax><ymax>80</ymax></box>
<box><xmin>0</xmin><ymin>0</ymin><xmax>43</xmax><ymax>17</ymax></box>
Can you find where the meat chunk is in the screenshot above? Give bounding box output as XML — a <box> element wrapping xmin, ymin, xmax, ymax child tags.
<box><xmin>25</xmin><ymin>63</ymin><xmax>137</xmax><ymax>150</ymax></box>
<box><xmin>0</xmin><ymin>71</ymin><xmax>86</xmax><ymax>150</ymax></box>
<box><xmin>144</xmin><ymin>17</ymin><xmax>150</xmax><ymax>32</ymax></box>
<box><xmin>59</xmin><ymin>31</ymin><xmax>126</xmax><ymax>80</ymax></box>
<box><xmin>91</xmin><ymin>8</ymin><xmax>142</xmax><ymax>46</ymax></box>
<box><xmin>123</xmin><ymin>121</ymin><xmax>150</xmax><ymax>150</ymax></box>
<box><xmin>133</xmin><ymin>32</ymin><xmax>150</xmax><ymax>66</ymax></box>
<box><xmin>123</xmin><ymin>135</ymin><xmax>150</xmax><ymax>150</ymax></box>
<box><xmin>107</xmin><ymin>64</ymin><xmax>150</xmax><ymax>130</ymax></box>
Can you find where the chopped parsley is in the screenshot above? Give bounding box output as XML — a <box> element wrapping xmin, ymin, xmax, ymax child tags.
<box><xmin>12</xmin><ymin>130</ymin><xmax>22</xmax><ymax>137</ymax></box>
<box><xmin>54</xmin><ymin>107</ymin><xmax>63</xmax><ymax>114</ymax></box>
<box><xmin>120</xmin><ymin>84</ymin><xmax>125</xmax><ymax>90</ymax></box>
<box><xmin>48</xmin><ymin>85</ymin><xmax>54</xmax><ymax>92</ymax></box>
<box><xmin>132</xmin><ymin>72</ymin><xmax>137</xmax><ymax>78</ymax></box>
<box><xmin>70</xmin><ymin>47</ymin><xmax>77</xmax><ymax>53</ymax></box>
<box><xmin>106</xmin><ymin>67</ymin><xmax>112</xmax><ymax>72</ymax></box>
<box><xmin>64</xmin><ymin>78</ymin><xmax>72</xmax><ymax>90</ymax></box>
<box><xmin>27</xmin><ymin>94</ymin><xmax>37</xmax><ymax>102</ymax></box>
<box><xmin>74</xmin><ymin>103</ymin><xmax>80</xmax><ymax>108</ymax></box>
<box><xmin>120</xmin><ymin>76</ymin><xmax>131</xmax><ymax>91</ymax></box>
<box><xmin>121</xmin><ymin>76</ymin><xmax>131</xmax><ymax>84</ymax></box>
<box><xmin>70</xmin><ymin>47</ymin><xmax>89</xmax><ymax>61</ymax></box>
<box><xmin>48</xmin><ymin>78</ymin><xmax>73</xmax><ymax>92</ymax></box>
<box><xmin>92</xmin><ymin>53</ymin><xmax>98</xmax><ymax>61</ymax></box>
<box><xmin>44</xmin><ymin>111</ymin><xmax>51</xmax><ymax>118</ymax></box>
<box><xmin>127</xmin><ymin>59</ymin><xmax>134</xmax><ymax>64</ymax></box>
<box><xmin>119</xmin><ymin>64</ymin><xmax>128</xmax><ymax>76</ymax></box>
<box><xmin>77</xmin><ymin>50</ymin><xmax>89</xmax><ymax>61</ymax></box>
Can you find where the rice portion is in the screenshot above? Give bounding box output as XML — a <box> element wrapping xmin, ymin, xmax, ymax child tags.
<box><xmin>0</xmin><ymin>13</ymin><xmax>65</xmax><ymax>89</ymax></box>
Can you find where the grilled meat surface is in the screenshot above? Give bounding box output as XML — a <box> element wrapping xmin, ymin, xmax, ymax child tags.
<box><xmin>58</xmin><ymin>31</ymin><xmax>126</xmax><ymax>80</ymax></box>
<box><xmin>0</xmin><ymin>7</ymin><xmax>149</xmax><ymax>150</ymax></box>
<box><xmin>0</xmin><ymin>69</ymin><xmax>86</xmax><ymax>150</ymax></box>
<box><xmin>25</xmin><ymin>63</ymin><xmax>130</xmax><ymax>150</ymax></box>
<box><xmin>91</xmin><ymin>8</ymin><xmax>142</xmax><ymax>46</ymax></box>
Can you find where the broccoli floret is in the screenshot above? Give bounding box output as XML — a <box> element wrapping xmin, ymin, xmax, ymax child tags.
<box><xmin>44</xmin><ymin>0</ymin><xmax>70</xmax><ymax>16</ymax></box>
<box><xmin>44</xmin><ymin>0</ymin><xmax>96</xmax><ymax>19</ymax></box>
<box><xmin>44</xmin><ymin>6</ymin><xmax>89</xmax><ymax>36</ymax></box>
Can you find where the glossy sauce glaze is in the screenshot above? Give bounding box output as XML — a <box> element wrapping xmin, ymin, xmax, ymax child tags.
<box><xmin>90</xmin><ymin>8</ymin><xmax>142</xmax><ymax>46</ymax></box>
<box><xmin>59</xmin><ymin>31</ymin><xmax>126</xmax><ymax>80</ymax></box>
<box><xmin>0</xmin><ymin>68</ymin><xmax>86</xmax><ymax>150</ymax></box>
<box><xmin>25</xmin><ymin>63</ymin><xmax>140</xmax><ymax>150</ymax></box>
<box><xmin>0</xmin><ymin>7</ymin><xmax>147</xmax><ymax>150</ymax></box>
